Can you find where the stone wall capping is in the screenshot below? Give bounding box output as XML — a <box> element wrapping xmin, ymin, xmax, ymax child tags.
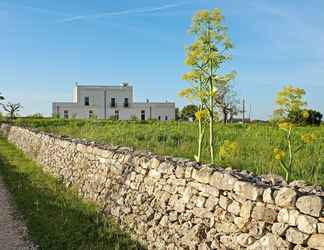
<box><xmin>1</xmin><ymin>123</ymin><xmax>324</xmax><ymax>249</ymax></box>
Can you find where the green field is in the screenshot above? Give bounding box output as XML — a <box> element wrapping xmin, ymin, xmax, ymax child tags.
<box><xmin>7</xmin><ymin>118</ymin><xmax>324</xmax><ymax>185</ymax></box>
<box><xmin>0</xmin><ymin>136</ymin><xmax>144</xmax><ymax>250</ymax></box>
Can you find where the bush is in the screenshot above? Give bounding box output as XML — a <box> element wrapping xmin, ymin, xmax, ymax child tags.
<box><xmin>288</xmin><ymin>109</ymin><xmax>323</xmax><ymax>126</ymax></box>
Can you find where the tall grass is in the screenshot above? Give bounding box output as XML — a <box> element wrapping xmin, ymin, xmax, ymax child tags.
<box><xmin>10</xmin><ymin>118</ymin><xmax>324</xmax><ymax>185</ymax></box>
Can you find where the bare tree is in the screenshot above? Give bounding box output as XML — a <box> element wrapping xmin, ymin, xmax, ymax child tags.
<box><xmin>2</xmin><ymin>102</ymin><xmax>22</xmax><ymax>119</ymax></box>
<box><xmin>214</xmin><ymin>83</ymin><xmax>240</xmax><ymax>123</ymax></box>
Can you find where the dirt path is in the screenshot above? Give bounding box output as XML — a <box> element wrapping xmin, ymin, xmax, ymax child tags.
<box><xmin>0</xmin><ymin>176</ymin><xmax>37</xmax><ymax>250</ymax></box>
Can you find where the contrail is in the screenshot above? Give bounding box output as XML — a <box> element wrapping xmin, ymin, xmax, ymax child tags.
<box><xmin>58</xmin><ymin>2</ymin><xmax>190</xmax><ymax>23</ymax></box>
<box><xmin>1</xmin><ymin>2</ymin><xmax>69</xmax><ymax>17</ymax></box>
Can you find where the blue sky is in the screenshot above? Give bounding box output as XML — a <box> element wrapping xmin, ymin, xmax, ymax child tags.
<box><xmin>1</xmin><ymin>0</ymin><xmax>323</xmax><ymax>119</ymax></box>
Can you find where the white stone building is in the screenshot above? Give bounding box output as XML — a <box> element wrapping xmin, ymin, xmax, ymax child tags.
<box><xmin>52</xmin><ymin>83</ymin><xmax>176</xmax><ymax>120</ymax></box>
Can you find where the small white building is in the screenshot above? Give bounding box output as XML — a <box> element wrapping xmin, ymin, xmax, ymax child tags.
<box><xmin>52</xmin><ymin>83</ymin><xmax>176</xmax><ymax>121</ymax></box>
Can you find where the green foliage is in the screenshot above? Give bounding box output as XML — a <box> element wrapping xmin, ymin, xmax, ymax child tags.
<box><xmin>0</xmin><ymin>137</ymin><xmax>144</xmax><ymax>250</ymax></box>
<box><xmin>180</xmin><ymin>104</ymin><xmax>199</xmax><ymax>121</ymax></box>
<box><xmin>130</xmin><ymin>115</ymin><xmax>139</xmax><ymax>121</ymax></box>
<box><xmin>175</xmin><ymin>108</ymin><xmax>180</xmax><ymax>121</ymax></box>
<box><xmin>9</xmin><ymin>118</ymin><xmax>324</xmax><ymax>185</ymax></box>
<box><xmin>273</xmin><ymin>122</ymin><xmax>317</xmax><ymax>182</ymax></box>
<box><xmin>288</xmin><ymin>109</ymin><xmax>323</xmax><ymax>126</ymax></box>
<box><xmin>274</xmin><ymin>85</ymin><xmax>306</xmax><ymax>120</ymax></box>
<box><xmin>27</xmin><ymin>113</ymin><xmax>44</xmax><ymax>118</ymax></box>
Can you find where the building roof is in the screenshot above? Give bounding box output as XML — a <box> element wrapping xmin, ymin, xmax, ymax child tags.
<box><xmin>75</xmin><ymin>83</ymin><xmax>131</xmax><ymax>88</ymax></box>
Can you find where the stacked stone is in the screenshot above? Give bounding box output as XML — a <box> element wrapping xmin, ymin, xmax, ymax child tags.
<box><xmin>1</xmin><ymin>124</ymin><xmax>324</xmax><ymax>250</ymax></box>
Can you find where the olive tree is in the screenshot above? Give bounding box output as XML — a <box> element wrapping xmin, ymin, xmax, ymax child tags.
<box><xmin>2</xmin><ymin>102</ymin><xmax>22</xmax><ymax>119</ymax></box>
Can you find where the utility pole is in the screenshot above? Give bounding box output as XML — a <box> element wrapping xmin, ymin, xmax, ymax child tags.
<box><xmin>242</xmin><ymin>98</ymin><xmax>246</xmax><ymax>124</ymax></box>
<box><xmin>249</xmin><ymin>104</ymin><xmax>252</xmax><ymax>122</ymax></box>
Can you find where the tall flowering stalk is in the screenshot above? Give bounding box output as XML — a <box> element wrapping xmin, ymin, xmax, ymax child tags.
<box><xmin>181</xmin><ymin>8</ymin><xmax>235</xmax><ymax>164</ymax></box>
<box><xmin>179</xmin><ymin>78</ymin><xmax>208</xmax><ymax>162</ymax></box>
<box><xmin>274</xmin><ymin>122</ymin><xmax>316</xmax><ymax>181</ymax></box>
<box><xmin>273</xmin><ymin>85</ymin><xmax>306</xmax><ymax>120</ymax></box>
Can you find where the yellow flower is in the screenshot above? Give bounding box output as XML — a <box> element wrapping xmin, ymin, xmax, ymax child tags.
<box><xmin>302</xmin><ymin>110</ymin><xmax>310</xmax><ymax>119</ymax></box>
<box><xmin>219</xmin><ymin>140</ymin><xmax>239</xmax><ymax>159</ymax></box>
<box><xmin>273</xmin><ymin>148</ymin><xmax>285</xmax><ymax>161</ymax></box>
<box><xmin>184</xmin><ymin>55</ymin><xmax>196</xmax><ymax>66</ymax></box>
<box><xmin>278</xmin><ymin>122</ymin><xmax>293</xmax><ymax>131</ymax></box>
<box><xmin>195</xmin><ymin>110</ymin><xmax>209</xmax><ymax>120</ymax></box>
<box><xmin>301</xmin><ymin>133</ymin><xmax>316</xmax><ymax>144</ymax></box>
<box><xmin>178</xmin><ymin>88</ymin><xmax>192</xmax><ymax>98</ymax></box>
<box><xmin>210</xmin><ymin>9</ymin><xmax>222</xmax><ymax>22</ymax></box>
<box><xmin>197</xmin><ymin>10</ymin><xmax>209</xmax><ymax>20</ymax></box>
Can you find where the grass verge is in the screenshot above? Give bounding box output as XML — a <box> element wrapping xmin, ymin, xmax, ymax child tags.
<box><xmin>9</xmin><ymin>118</ymin><xmax>324</xmax><ymax>185</ymax></box>
<box><xmin>0</xmin><ymin>137</ymin><xmax>145</xmax><ymax>250</ymax></box>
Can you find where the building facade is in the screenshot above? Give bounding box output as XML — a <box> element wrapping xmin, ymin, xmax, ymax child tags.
<box><xmin>52</xmin><ymin>83</ymin><xmax>176</xmax><ymax>120</ymax></box>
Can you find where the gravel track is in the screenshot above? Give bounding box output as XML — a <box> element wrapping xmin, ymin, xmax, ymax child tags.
<box><xmin>0</xmin><ymin>175</ymin><xmax>37</xmax><ymax>250</ymax></box>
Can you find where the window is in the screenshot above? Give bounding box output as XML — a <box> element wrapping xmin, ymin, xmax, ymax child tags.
<box><xmin>124</xmin><ymin>98</ymin><xmax>129</xmax><ymax>108</ymax></box>
<box><xmin>165</xmin><ymin>116</ymin><xmax>168</xmax><ymax>121</ymax></box>
<box><xmin>141</xmin><ymin>110</ymin><xmax>145</xmax><ymax>121</ymax></box>
<box><xmin>89</xmin><ymin>110</ymin><xmax>95</xmax><ymax>118</ymax></box>
<box><xmin>64</xmin><ymin>110</ymin><xmax>69</xmax><ymax>119</ymax></box>
<box><xmin>115</xmin><ymin>110</ymin><xmax>119</xmax><ymax>120</ymax></box>
<box><xmin>84</xmin><ymin>96</ymin><xmax>90</xmax><ymax>106</ymax></box>
<box><xmin>158</xmin><ymin>116</ymin><xmax>161</xmax><ymax>121</ymax></box>
<box><xmin>111</xmin><ymin>98</ymin><xmax>116</xmax><ymax>108</ymax></box>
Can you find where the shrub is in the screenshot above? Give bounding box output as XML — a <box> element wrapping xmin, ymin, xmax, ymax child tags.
<box><xmin>288</xmin><ymin>109</ymin><xmax>323</xmax><ymax>126</ymax></box>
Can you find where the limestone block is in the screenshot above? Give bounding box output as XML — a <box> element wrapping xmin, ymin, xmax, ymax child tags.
<box><xmin>296</xmin><ymin>214</ymin><xmax>318</xmax><ymax>234</ymax></box>
<box><xmin>234</xmin><ymin>181</ymin><xmax>263</xmax><ymax>201</ymax></box>
<box><xmin>192</xmin><ymin>166</ymin><xmax>213</xmax><ymax>184</ymax></box>
<box><xmin>209</xmin><ymin>172</ymin><xmax>237</xmax><ymax>191</ymax></box>
<box><xmin>296</xmin><ymin>195</ymin><xmax>323</xmax><ymax>217</ymax></box>
<box><xmin>307</xmin><ymin>234</ymin><xmax>324</xmax><ymax>249</ymax></box>
<box><xmin>271</xmin><ymin>223</ymin><xmax>289</xmax><ymax>236</ymax></box>
<box><xmin>285</xmin><ymin>227</ymin><xmax>309</xmax><ymax>245</ymax></box>
<box><xmin>251</xmin><ymin>206</ymin><xmax>277</xmax><ymax>223</ymax></box>
<box><xmin>275</xmin><ymin>187</ymin><xmax>297</xmax><ymax>207</ymax></box>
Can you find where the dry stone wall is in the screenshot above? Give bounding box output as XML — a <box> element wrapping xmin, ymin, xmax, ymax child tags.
<box><xmin>1</xmin><ymin>124</ymin><xmax>324</xmax><ymax>250</ymax></box>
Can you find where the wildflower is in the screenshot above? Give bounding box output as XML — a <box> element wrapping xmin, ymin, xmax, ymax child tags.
<box><xmin>207</xmin><ymin>90</ymin><xmax>216</xmax><ymax>97</ymax></box>
<box><xmin>302</xmin><ymin>110</ymin><xmax>310</xmax><ymax>119</ymax></box>
<box><xmin>184</xmin><ymin>55</ymin><xmax>196</xmax><ymax>66</ymax></box>
<box><xmin>178</xmin><ymin>88</ymin><xmax>193</xmax><ymax>97</ymax></box>
<box><xmin>273</xmin><ymin>148</ymin><xmax>285</xmax><ymax>161</ymax></box>
<box><xmin>210</xmin><ymin>9</ymin><xmax>222</xmax><ymax>22</ymax></box>
<box><xmin>278</xmin><ymin>122</ymin><xmax>293</xmax><ymax>131</ymax></box>
<box><xmin>197</xmin><ymin>10</ymin><xmax>209</xmax><ymax>20</ymax></box>
<box><xmin>195</xmin><ymin>110</ymin><xmax>209</xmax><ymax>121</ymax></box>
<box><xmin>301</xmin><ymin>133</ymin><xmax>316</xmax><ymax>144</ymax></box>
<box><xmin>219</xmin><ymin>140</ymin><xmax>239</xmax><ymax>159</ymax></box>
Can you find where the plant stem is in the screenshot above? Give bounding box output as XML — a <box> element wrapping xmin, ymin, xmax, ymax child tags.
<box><xmin>287</xmin><ymin>128</ymin><xmax>293</xmax><ymax>182</ymax></box>
<box><xmin>196</xmin><ymin>118</ymin><xmax>203</xmax><ymax>162</ymax></box>
<box><xmin>209</xmin><ymin>81</ymin><xmax>214</xmax><ymax>164</ymax></box>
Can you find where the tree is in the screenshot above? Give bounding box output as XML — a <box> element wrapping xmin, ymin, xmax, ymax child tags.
<box><xmin>273</xmin><ymin>85</ymin><xmax>306</xmax><ymax>120</ymax></box>
<box><xmin>2</xmin><ymin>102</ymin><xmax>22</xmax><ymax>119</ymax></box>
<box><xmin>175</xmin><ymin>108</ymin><xmax>180</xmax><ymax>120</ymax></box>
<box><xmin>182</xmin><ymin>8</ymin><xmax>236</xmax><ymax>163</ymax></box>
<box><xmin>288</xmin><ymin>109</ymin><xmax>323</xmax><ymax>126</ymax></box>
<box><xmin>180</xmin><ymin>104</ymin><xmax>199</xmax><ymax>121</ymax></box>
<box><xmin>214</xmin><ymin>83</ymin><xmax>239</xmax><ymax>123</ymax></box>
